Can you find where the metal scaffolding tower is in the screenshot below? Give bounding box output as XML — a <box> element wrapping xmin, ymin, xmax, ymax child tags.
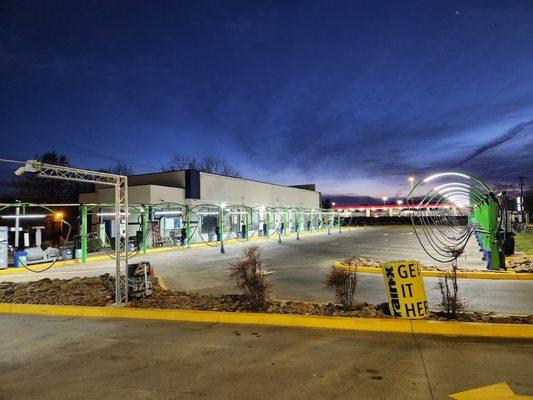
<box><xmin>9</xmin><ymin>159</ymin><xmax>129</xmax><ymax>304</ymax></box>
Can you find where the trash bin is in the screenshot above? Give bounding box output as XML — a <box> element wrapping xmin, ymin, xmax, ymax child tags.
<box><xmin>504</xmin><ymin>233</ymin><xmax>515</xmax><ymax>256</ymax></box>
<box><xmin>61</xmin><ymin>247</ymin><xmax>74</xmax><ymax>260</ymax></box>
<box><xmin>75</xmin><ymin>248</ymin><xmax>83</xmax><ymax>259</ymax></box>
<box><xmin>13</xmin><ymin>251</ymin><xmax>28</xmax><ymax>267</ymax></box>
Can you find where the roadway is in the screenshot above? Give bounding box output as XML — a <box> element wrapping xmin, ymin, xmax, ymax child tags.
<box><xmin>1</xmin><ymin>226</ymin><xmax>532</xmax><ymax>314</ymax></box>
<box><xmin>0</xmin><ymin>314</ymin><xmax>532</xmax><ymax>399</ymax></box>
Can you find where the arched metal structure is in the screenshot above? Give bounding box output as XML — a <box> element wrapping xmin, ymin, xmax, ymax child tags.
<box><xmin>407</xmin><ymin>172</ymin><xmax>504</xmax><ymax>269</ymax></box>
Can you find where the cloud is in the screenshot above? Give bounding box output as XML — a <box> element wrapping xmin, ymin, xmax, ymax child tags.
<box><xmin>454</xmin><ymin>120</ymin><xmax>533</xmax><ymax>168</ymax></box>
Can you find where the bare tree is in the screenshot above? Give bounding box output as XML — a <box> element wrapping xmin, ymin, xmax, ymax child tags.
<box><xmin>161</xmin><ymin>155</ymin><xmax>199</xmax><ymax>172</ymax></box>
<box><xmin>229</xmin><ymin>246</ymin><xmax>271</xmax><ymax>310</ymax></box>
<box><xmin>162</xmin><ymin>154</ymin><xmax>240</xmax><ymax>177</ymax></box>
<box><xmin>324</xmin><ymin>263</ymin><xmax>358</xmax><ymax>310</ymax></box>
<box><xmin>102</xmin><ymin>162</ymin><xmax>133</xmax><ymax>176</ymax></box>
<box><xmin>435</xmin><ymin>257</ymin><xmax>466</xmax><ymax>319</ymax></box>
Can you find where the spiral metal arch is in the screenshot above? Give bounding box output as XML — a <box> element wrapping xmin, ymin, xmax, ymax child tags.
<box><xmin>407</xmin><ymin>172</ymin><xmax>503</xmax><ymax>265</ymax></box>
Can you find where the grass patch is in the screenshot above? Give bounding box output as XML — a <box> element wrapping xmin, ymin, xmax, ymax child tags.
<box><xmin>515</xmin><ymin>232</ymin><xmax>533</xmax><ymax>255</ymax></box>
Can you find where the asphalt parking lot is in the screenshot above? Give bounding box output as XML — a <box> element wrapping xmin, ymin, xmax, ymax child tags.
<box><xmin>1</xmin><ymin>226</ymin><xmax>532</xmax><ymax>314</ymax></box>
<box><xmin>0</xmin><ymin>314</ymin><xmax>532</xmax><ymax>400</ymax></box>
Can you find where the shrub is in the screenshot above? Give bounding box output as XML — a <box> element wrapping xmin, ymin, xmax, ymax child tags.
<box><xmin>435</xmin><ymin>260</ymin><xmax>466</xmax><ymax>319</ymax></box>
<box><xmin>229</xmin><ymin>246</ymin><xmax>271</xmax><ymax>310</ymax></box>
<box><xmin>324</xmin><ymin>265</ymin><xmax>358</xmax><ymax>310</ymax></box>
<box><xmin>87</xmin><ymin>236</ymin><xmax>103</xmax><ymax>253</ymax></box>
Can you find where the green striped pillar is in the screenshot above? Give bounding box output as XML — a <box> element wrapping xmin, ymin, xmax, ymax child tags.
<box><xmin>81</xmin><ymin>204</ymin><xmax>88</xmax><ymax>263</ymax></box>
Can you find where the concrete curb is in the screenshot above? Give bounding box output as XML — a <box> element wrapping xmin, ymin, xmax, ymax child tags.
<box><xmin>1</xmin><ymin>303</ymin><xmax>531</xmax><ymax>339</ymax></box>
<box><xmin>0</xmin><ymin>229</ymin><xmax>336</xmax><ymax>276</ymax></box>
<box><xmin>334</xmin><ymin>261</ymin><xmax>533</xmax><ymax>281</ymax></box>
<box><xmin>157</xmin><ymin>276</ymin><xmax>170</xmax><ymax>291</ymax></box>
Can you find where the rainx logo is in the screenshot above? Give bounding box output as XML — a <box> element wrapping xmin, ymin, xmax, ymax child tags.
<box><xmin>385</xmin><ymin>262</ymin><xmax>429</xmax><ymax>318</ymax></box>
<box><xmin>385</xmin><ymin>266</ymin><xmax>402</xmax><ymax>317</ymax></box>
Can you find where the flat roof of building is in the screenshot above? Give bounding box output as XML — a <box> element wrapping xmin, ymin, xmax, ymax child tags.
<box><xmin>126</xmin><ymin>169</ymin><xmax>318</xmax><ymax>193</ymax></box>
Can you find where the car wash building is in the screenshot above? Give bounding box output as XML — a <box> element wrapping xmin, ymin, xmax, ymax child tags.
<box><xmin>79</xmin><ymin>170</ymin><xmax>321</xmax><ymax>247</ymax></box>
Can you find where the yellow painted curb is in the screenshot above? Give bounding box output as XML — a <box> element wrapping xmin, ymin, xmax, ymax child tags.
<box><xmin>157</xmin><ymin>276</ymin><xmax>170</xmax><ymax>291</ymax></box>
<box><xmin>334</xmin><ymin>261</ymin><xmax>533</xmax><ymax>281</ymax></box>
<box><xmin>411</xmin><ymin>319</ymin><xmax>533</xmax><ymax>339</ymax></box>
<box><xmin>0</xmin><ymin>303</ymin><xmax>532</xmax><ymax>339</ymax></box>
<box><xmin>0</xmin><ymin>255</ymin><xmax>111</xmax><ymax>275</ymax></box>
<box><xmin>0</xmin><ymin>229</ymin><xmax>333</xmax><ymax>276</ymax></box>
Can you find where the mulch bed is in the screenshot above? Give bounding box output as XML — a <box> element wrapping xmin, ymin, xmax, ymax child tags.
<box><xmin>0</xmin><ymin>275</ymin><xmax>531</xmax><ymax>324</ymax></box>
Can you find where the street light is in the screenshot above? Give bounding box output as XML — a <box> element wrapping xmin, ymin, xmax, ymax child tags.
<box><xmin>408</xmin><ymin>176</ymin><xmax>415</xmax><ymax>190</ymax></box>
<box><xmin>397</xmin><ymin>200</ymin><xmax>403</xmax><ymax>205</ymax></box>
<box><xmin>382</xmin><ymin>196</ymin><xmax>388</xmax><ymax>206</ymax></box>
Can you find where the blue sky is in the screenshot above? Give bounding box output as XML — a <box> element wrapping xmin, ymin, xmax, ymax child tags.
<box><xmin>1</xmin><ymin>0</ymin><xmax>532</xmax><ymax>198</ymax></box>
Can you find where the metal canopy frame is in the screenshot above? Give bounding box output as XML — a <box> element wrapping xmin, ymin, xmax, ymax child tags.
<box><xmin>2</xmin><ymin>159</ymin><xmax>129</xmax><ymax>305</ymax></box>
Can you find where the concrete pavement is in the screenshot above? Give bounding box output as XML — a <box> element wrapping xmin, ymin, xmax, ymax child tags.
<box><xmin>1</xmin><ymin>227</ymin><xmax>532</xmax><ymax>314</ymax></box>
<box><xmin>0</xmin><ymin>314</ymin><xmax>532</xmax><ymax>400</ymax></box>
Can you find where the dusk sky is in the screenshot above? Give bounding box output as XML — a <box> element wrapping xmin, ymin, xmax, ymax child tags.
<box><xmin>1</xmin><ymin>1</ymin><xmax>532</xmax><ymax>199</ymax></box>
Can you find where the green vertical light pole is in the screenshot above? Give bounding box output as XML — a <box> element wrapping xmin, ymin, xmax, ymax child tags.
<box><xmin>186</xmin><ymin>206</ymin><xmax>191</xmax><ymax>248</ymax></box>
<box><xmin>296</xmin><ymin>210</ymin><xmax>301</xmax><ymax>240</ymax></box>
<box><xmin>141</xmin><ymin>206</ymin><xmax>148</xmax><ymax>254</ymax></box>
<box><xmin>81</xmin><ymin>204</ymin><xmax>88</xmax><ymax>263</ymax></box>
<box><xmin>265</xmin><ymin>211</ymin><xmax>270</xmax><ymax>238</ymax></box>
<box><xmin>245</xmin><ymin>208</ymin><xmax>250</xmax><ymax>240</ymax></box>
<box><xmin>219</xmin><ymin>206</ymin><xmax>225</xmax><ymax>253</ymax></box>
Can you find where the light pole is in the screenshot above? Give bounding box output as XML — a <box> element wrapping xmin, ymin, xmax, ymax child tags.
<box><xmin>408</xmin><ymin>176</ymin><xmax>415</xmax><ymax>191</ymax></box>
<box><xmin>382</xmin><ymin>196</ymin><xmax>388</xmax><ymax>206</ymax></box>
<box><xmin>219</xmin><ymin>203</ymin><xmax>226</xmax><ymax>253</ymax></box>
<box><xmin>519</xmin><ymin>176</ymin><xmax>525</xmax><ymax>223</ymax></box>
<box><xmin>329</xmin><ymin>202</ymin><xmax>336</xmax><ymax>235</ymax></box>
<box><xmin>396</xmin><ymin>200</ymin><xmax>403</xmax><ymax>216</ymax></box>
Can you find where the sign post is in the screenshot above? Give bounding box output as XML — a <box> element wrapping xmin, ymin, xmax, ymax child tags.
<box><xmin>381</xmin><ymin>260</ymin><xmax>429</xmax><ymax>319</ymax></box>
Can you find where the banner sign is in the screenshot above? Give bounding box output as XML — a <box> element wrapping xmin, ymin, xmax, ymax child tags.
<box><xmin>381</xmin><ymin>260</ymin><xmax>429</xmax><ymax>319</ymax></box>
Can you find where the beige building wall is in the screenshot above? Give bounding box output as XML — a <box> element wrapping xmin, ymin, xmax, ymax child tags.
<box><xmin>194</xmin><ymin>172</ymin><xmax>319</xmax><ymax>208</ymax></box>
<box><xmin>94</xmin><ymin>171</ymin><xmax>186</xmax><ymax>192</ymax></box>
<box><xmin>88</xmin><ymin>170</ymin><xmax>318</xmax><ymax>209</ymax></box>
<box><xmin>88</xmin><ymin>185</ymin><xmax>186</xmax><ymax>205</ymax></box>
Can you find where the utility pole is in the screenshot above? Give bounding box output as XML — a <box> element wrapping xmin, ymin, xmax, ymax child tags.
<box><xmin>519</xmin><ymin>176</ymin><xmax>525</xmax><ymax>223</ymax></box>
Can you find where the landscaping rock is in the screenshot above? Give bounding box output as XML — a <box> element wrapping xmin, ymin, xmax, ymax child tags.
<box><xmin>507</xmin><ymin>256</ymin><xmax>533</xmax><ymax>273</ymax></box>
<box><xmin>0</xmin><ymin>276</ymin><xmax>530</xmax><ymax>325</ymax></box>
<box><xmin>490</xmin><ymin>315</ymin><xmax>513</xmax><ymax>324</ymax></box>
<box><xmin>0</xmin><ymin>274</ymin><xmax>116</xmax><ymax>306</ymax></box>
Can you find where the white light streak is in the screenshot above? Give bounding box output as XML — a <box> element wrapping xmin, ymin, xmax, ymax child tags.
<box><xmin>423</xmin><ymin>172</ymin><xmax>470</xmax><ymax>183</ymax></box>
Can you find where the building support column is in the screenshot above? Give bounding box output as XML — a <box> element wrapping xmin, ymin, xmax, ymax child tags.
<box><xmin>245</xmin><ymin>209</ymin><xmax>250</xmax><ymax>240</ymax></box>
<box><xmin>141</xmin><ymin>205</ymin><xmax>148</xmax><ymax>254</ymax></box>
<box><xmin>185</xmin><ymin>206</ymin><xmax>191</xmax><ymax>248</ymax></box>
<box><xmin>81</xmin><ymin>204</ymin><xmax>88</xmax><ymax>263</ymax></box>
<box><xmin>219</xmin><ymin>207</ymin><xmax>225</xmax><ymax>253</ymax></box>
